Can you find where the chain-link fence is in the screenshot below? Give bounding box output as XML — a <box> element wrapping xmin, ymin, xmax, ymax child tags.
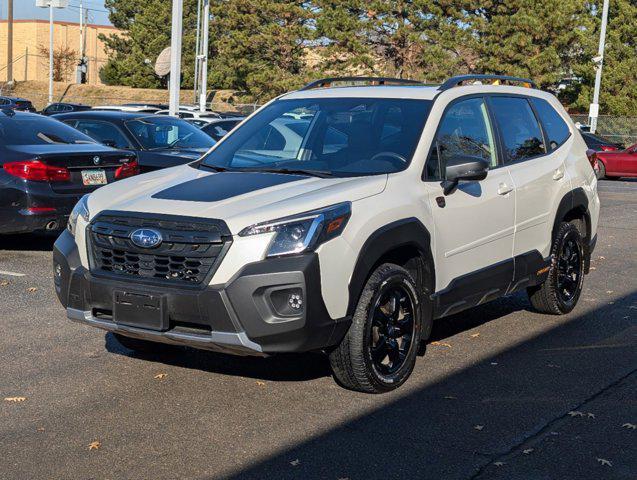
<box><xmin>570</xmin><ymin>115</ymin><xmax>637</xmax><ymax>147</ymax></box>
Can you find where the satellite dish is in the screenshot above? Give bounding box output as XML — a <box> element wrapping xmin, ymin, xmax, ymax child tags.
<box><xmin>154</xmin><ymin>47</ymin><xmax>172</xmax><ymax>77</ymax></box>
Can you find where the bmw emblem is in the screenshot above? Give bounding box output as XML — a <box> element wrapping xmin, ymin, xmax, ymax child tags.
<box><xmin>93</xmin><ymin>156</ymin><xmax>101</xmax><ymax>166</ymax></box>
<box><xmin>130</xmin><ymin>229</ymin><xmax>162</xmax><ymax>249</ymax></box>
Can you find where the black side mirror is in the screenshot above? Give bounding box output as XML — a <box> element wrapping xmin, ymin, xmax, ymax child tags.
<box><xmin>442</xmin><ymin>156</ymin><xmax>490</xmax><ymax>195</ymax></box>
<box><xmin>102</xmin><ymin>139</ymin><xmax>117</xmax><ymax>148</ymax></box>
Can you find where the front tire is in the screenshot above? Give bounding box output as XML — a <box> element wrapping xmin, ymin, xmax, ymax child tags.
<box><xmin>527</xmin><ymin>222</ymin><xmax>585</xmax><ymax>315</ymax></box>
<box><xmin>329</xmin><ymin>263</ymin><xmax>424</xmax><ymax>393</ymax></box>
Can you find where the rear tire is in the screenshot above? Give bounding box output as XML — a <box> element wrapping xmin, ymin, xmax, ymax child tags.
<box><xmin>596</xmin><ymin>161</ymin><xmax>608</xmax><ymax>180</ymax></box>
<box><xmin>527</xmin><ymin>222</ymin><xmax>585</xmax><ymax>315</ymax></box>
<box><xmin>329</xmin><ymin>263</ymin><xmax>425</xmax><ymax>393</ymax></box>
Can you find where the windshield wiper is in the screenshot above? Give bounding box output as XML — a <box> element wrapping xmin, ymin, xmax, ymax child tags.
<box><xmin>199</xmin><ymin>164</ymin><xmax>231</xmax><ymax>172</ymax></box>
<box><xmin>235</xmin><ymin>167</ymin><xmax>336</xmax><ymax>178</ymax></box>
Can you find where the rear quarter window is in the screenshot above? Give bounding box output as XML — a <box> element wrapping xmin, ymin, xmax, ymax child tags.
<box><xmin>530</xmin><ymin>98</ymin><xmax>571</xmax><ymax>151</ymax></box>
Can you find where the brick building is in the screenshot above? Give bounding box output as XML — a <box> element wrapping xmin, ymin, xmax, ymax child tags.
<box><xmin>0</xmin><ymin>19</ymin><xmax>119</xmax><ymax>85</ymax></box>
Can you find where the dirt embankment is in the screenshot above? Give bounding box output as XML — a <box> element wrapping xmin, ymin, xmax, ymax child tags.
<box><xmin>1</xmin><ymin>81</ymin><xmax>242</xmax><ymax>112</ymax></box>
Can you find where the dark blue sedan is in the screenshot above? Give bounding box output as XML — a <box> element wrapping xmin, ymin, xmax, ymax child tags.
<box><xmin>53</xmin><ymin>111</ymin><xmax>216</xmax><ymax>172</ymax></box>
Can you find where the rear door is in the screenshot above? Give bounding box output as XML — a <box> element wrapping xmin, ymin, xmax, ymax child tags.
<box><xmin>426</xmin><ymin>96</ymin><xmax>515</xmax><ymax>315</ymax></box>
<box><xmin>491</xmin><ymin>95</ymin><xmax>573</xmax><ymax>271</ymax></box>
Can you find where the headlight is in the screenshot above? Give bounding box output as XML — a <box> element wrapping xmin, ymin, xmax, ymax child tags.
<box><xmin>239</xmin><ymin>202</ymin><xmax>351</xmax><ymax>257</ymax></box>
<box><xmin>67</xmin><ymin>194</ymin><xmax>90</xmax><ymax>236</ymax></box>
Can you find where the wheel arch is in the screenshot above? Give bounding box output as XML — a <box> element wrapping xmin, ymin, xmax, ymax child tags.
<box><xmin>552</xmin><ymin>187</ymin><xmax>592</xmax><ymax>271</ymax></box>
<box><xmin>347</xmin><ymin>218</ymin><xmax>435</xmax><ymax>318</ymax></box>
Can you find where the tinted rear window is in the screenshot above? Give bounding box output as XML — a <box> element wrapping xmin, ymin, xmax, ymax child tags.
<box><xmin>530</xmin><ymin>98</ymin><xmax>570</xmax><ymax>150</ymax></box>
<box><xmin>0</xmin><ymin>115</ymin><xmax>96</xmax><ymax>146</ymax></box>
<box><xmin>490</xmin><ymin>97</ymin><xmax>546</xmax><ymax>162</ymax></box>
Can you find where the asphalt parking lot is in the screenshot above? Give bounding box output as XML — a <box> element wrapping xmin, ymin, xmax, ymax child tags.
<box><xmin>1</xmin><ymin>179</ymin><xmax>635</xmax><ymax>480</ymax></box>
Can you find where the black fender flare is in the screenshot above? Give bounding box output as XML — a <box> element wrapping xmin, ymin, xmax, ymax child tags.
<box><xmin>552</xmin><ymin>187</ymin><xmax>593</xmax><ymax>272</ymax></box>
<box><xmin>347</xmin><ymin>218</ymin><xmax>435</xmax><ymax>317</ymax></box>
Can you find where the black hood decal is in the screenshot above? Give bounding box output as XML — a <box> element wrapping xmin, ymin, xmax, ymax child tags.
<box><xmin>151</xmin><ymin>171</ymin><xmax>308</xmax><ymax>202</ymax></box>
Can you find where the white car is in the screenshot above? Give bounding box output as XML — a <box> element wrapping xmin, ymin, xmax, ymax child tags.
<box><xmin>93</xmin><ymin>105</ymin><xmax>161</xmax><ymax>113</ymax></box>
<box><xmin>53</xmin><ymin>75</ymin><xmax>599</xmax><ymax>393</ymax></box>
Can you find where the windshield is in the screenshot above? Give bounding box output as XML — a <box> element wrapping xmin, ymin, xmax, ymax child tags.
<box><xmin>0</xmin><ymin>115</ymin><xmax>96</xmax><ymax>145</ymax></box>
<box><xmin>199</xmin><ymin>98</ymin><xmax>432</xmax><ymax>177</ymax></box>
<box><xmin>125</xmin><ymin>116</ymin><xmax>216</xmax><ymax>150</ymax></box>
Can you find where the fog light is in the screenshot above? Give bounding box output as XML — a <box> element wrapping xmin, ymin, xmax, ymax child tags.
<box><xmin>288</xmin><ymin>293</ymin><xmax>303</xmax><ymax>310</ymax></box>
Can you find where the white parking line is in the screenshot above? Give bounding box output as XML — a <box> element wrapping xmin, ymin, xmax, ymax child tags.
<box><xmin>0</xmin><ymin>270</ymin><xmax>26</xmax><ymax>277</ymax></box>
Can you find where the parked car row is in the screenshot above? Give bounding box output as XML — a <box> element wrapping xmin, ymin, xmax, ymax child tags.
<box><xmin>0</xmin><ymin>97</ymin><xmax>245</xmax><ymax>235</ymax></box>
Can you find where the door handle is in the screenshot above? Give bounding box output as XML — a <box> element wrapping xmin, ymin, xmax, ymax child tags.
<box><xmin>497</xmin><ymin>183</ymin><xmax>513</xmax><ymax>195</ymax></box>
<box><xmin>553</xmin><ymin>168</ymin><xmax>564</xmax><ymax>181</ymax></box>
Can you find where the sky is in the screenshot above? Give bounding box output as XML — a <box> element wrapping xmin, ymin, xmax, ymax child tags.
<box><xmin>0</xmin><ymin>0</ymin><xmax>112</xmax><ymax>26</ymax></box>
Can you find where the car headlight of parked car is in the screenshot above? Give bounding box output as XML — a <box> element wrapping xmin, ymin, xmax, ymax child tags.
<box><xmin>67</xmin><ymin>194</ymin><xmax>90</xmax><ymax>236</ymax></box>
<box><xmin>239</xmin><ymin>202</ymin><xmax>351</xmax><ymax>257</ymax></box>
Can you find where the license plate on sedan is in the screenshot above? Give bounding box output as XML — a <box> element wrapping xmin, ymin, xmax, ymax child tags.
<box><xmin>81</xmin><ymin>169</ymin><xmax>107</xmax><ymax>186</ymax></box>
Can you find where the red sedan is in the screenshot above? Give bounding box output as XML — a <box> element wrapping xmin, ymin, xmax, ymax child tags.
<box><xmin>591</xmin><ymin>143</ymin><xmax>637</xmax><ymax>179</ymax></box>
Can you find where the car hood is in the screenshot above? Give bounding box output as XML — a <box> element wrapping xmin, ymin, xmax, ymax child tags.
<box><xmin>87</xmin><ymin>165</ymin><xmax>387</xmax><ymax>234</ymax></box>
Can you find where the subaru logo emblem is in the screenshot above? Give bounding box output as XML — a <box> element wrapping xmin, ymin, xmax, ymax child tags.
<box><xmin>93</xmin><ymin>156</ymin><xmax>101</xmax><ymax>166</ymax></box>
<box><xmin>130</xmin><ymin>229</ymin><xmax>162</xmax><ymax>248</ymax></box>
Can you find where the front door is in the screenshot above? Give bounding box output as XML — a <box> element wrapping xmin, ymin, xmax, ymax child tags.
<box><xmin>425</xmin><ymin>97</ymin><xmax>515</xmax><ymax>316</ymax></box>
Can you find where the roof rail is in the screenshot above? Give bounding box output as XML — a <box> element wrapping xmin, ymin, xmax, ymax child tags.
<box><xmin>439</xmin><ymin>75</ymin><xmax>537</xmax><ymax>91</ymax></box>
<box><xmin>300</xmin><ymin>76</ymin><xmax>424</xmax><ymax>91</ymax></box>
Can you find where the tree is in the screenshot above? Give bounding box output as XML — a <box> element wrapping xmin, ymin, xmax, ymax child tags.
<box><xmin>37</xmin><ymin>44</ymin><xmax>78</xmax><ymax>81</ymax></box>
<box><xmin>100</xmin><ymin>0</ymin><xmax>200</xmax><ymax>88</ymax></box>
<box><xmin>569</xmin><ymin>0</ymin><xmax>637</xmax><ymax>115</ymax></box>
<box><xmin>465</xmin><ymin>0</ymin><xmax>595</xmax><ymax>89</ymax></box>
<box><xmin>209</xmin><ymin>0</ymin><xmax>314</xmax><ymax>100</ymax></box>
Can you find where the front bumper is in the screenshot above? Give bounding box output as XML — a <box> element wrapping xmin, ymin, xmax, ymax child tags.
<box><xmin>53</xmin><ymin>230</ymin><xmax>349</xmax><ymax>355</ymax></box>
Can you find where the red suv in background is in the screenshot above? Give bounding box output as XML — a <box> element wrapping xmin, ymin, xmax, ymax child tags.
<box><xmin>591</xmin><ymin>143</ymin><xmax>637</xmax><ymax>179</ymax></box>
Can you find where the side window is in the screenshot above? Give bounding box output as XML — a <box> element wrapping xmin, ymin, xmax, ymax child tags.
<box><xmin>489</xmin><ymin>97</ymin><xmax>546</xmax><ymax>163</ymax></box>
<box><xmin>75</xmin><ymin>120</ymin><xmax>132</xmax><ymax>149</ymax></box>
<box><xmin>530</xmin><ymin>98</ymin><xmax>571</xmax><ymax>151</ymax></box>
<box><xmin>426</xmin><ymin>97</ymin><xmax>497</xmax><ymax>180</ymax></box>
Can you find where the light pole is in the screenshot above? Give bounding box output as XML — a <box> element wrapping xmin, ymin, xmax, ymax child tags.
<box><xmin>589</xmin><ymin>0</ymin><xmax>610</xmax><ymax>134</ymax></box>
<box><xmin>36</xmin><ymin>0</ymin><xmax>68</xmax><ymax>104</ymax></box>
<box><xmin>168</xmin><ymin>0</ymin><xmax>184</xmax><ymax>116</ymax></box>
<box><xmin>199</xmin><ymin>0</ymin><xmax>209</xmax><ymax>112</ymax></box>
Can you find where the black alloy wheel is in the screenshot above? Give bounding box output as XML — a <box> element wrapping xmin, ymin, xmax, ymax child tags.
<box><xmin>368</xmin><ymin>283</ymin><xmax>417</xmax><ymax>377</ymax></box>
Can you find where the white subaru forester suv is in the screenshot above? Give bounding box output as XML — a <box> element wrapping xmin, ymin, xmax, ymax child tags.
<box><xmin>54</xmin><ymin>75</ymin><xmax>599</xmax><ymax>393</ymax></box>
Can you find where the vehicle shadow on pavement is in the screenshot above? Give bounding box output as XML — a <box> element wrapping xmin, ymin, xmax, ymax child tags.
<box><xmin>103</xmin><ymin>292</ymin><xmax>530</xmax><ymax>383</ymax></box>
<box><xmin>0</xmin><ymin>233</ymin><xmax>57</xmax><ymax>251</ymax></box>
<box><xmin>104</xmin><ymin>332</ymin><xmax>332</xmax><ymax>382</ymax></box>
<box><xmin>209</xmin><ymin>291</ymin><xmax>637</xmax><ymax>480</ymax></box>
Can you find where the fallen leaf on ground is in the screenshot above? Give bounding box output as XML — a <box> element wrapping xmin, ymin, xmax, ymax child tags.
<box><xmin>474</xmin><ymin>425</ymin><xmax>484</xmax><ymax>431</ymax></box>
<box><xmin>27</xmin><ymin>287</ymin><xmax>37</xmax><ymax>293</ymax></box>
<box><xmin>598</xmin><ymin>256</ymin><xmax>605</xmax><ymax>260</ymax></box>
<box><xmin>0</xmin><ymin>280</ymin><xmax>8</xmax><ymax>286</ymax></box>
<box><xmin>523</xmin><ymin>448</ymin><xmax>534</xmax><ymax>455</ymax></box>
<box><xmin>587</xmin><ymin>413</ymin><xmax>596</xmax><ymax>419</ymax></box>
<box><xmin>431</xmin><ymin>341</ymin><xmax>452</xmax><ymax>348</ymax></box>
<box><xmin>606</xmin><ymin>290</ymin><xmax>613</xmax><ymax>294</ymax></box>
<box><xmin>589</xmin><ymin>267</ymin><xmax>596</xmax><ymax>271</ymax></box>
<box><xmin>622</xmin><ymin>423</ymin><xmax>636</xmax><ymax>430</ymax></box>
<box><xmin>290</xmin><ymin>459</ymin><xmax>300</xmax><ymax>466</ymax></box>
<box><xmin>256</xmin><ymin>381</ymin><xmax>266</xmax><ymax>387</ymax></box>
<box><xmin>4</xmin><ymin>397</ymin><xmax>26</xmax><ymax>403</ymax></box>
<box><xmin>88</xmin><ymin>441</ymin><xmax>101</xmax><ymax>451</ymax></box>
<box><xmin>470</xmin><ymin>333</ymin><xmax>480</xmax><ymax>338</ymax></box>
<box><xmin>153</xmin><ymin>373</ymin><xmax>167</xmax><ymax>380</ymax></box>
<box><xmin>568</xmin><ymin>411</ymin><xmax>585</xmax><ymax>417</ymax></box>
<box><xmin>493</xmin><ymin>462</ymin><xmax>505</xmax><ymax>467</ymax></box>
<box><xmin>596</xmin><ymin>458</ymin><xmax>612</xmax><ymax>467</ymax></box>
<box><xmin>490</xmin><ymin>362</ymin><xmax>498</xmax><ymax>366</ymax></box>
<box><xmin>444</xmin><ymin>395</ymin><xmax>457</xmax><ymax>400</ymax></box>
<box><xmin>37</xmin><ymin>427</ymin><xmax>45</xmax><ymax>432</ymax></box>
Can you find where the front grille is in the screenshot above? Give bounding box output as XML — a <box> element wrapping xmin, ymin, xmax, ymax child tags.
<box><xmin>88</xmin><ymin>212</ymin><xmax>231</xmax><ymax>285</ymax></box>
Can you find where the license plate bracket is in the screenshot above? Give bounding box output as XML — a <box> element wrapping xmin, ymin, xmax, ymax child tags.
<box><xmin>113</xmin><ymin>291</ymin><xmax>167</xmax><ymax>331</ymax></box>
<box><xmin>81</xmin><ymin>169</ymin><xmax>107</xmax><ymax>186</ymax></box>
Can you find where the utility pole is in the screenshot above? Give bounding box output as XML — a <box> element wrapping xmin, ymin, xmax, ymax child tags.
<box><xmin>199</xmin><ymin>0</ymin><xmax>209</xmax><ymax>112</ymax></box>
<box><xmin>168</xmin><ymin>0</ymin><xmax>183</xmax><ymax>116</ymax></box>
<box><xmin>79</xmin><ymin>0</ymin><xmax>84</xmax><ymax>58</ymax></box>
<box><xmin>193</xmin><ymin>0</ymin><xmax>202</xmax><ymax>103</ymax></box>
<box><xmin>49</xmin><ymin>2</ymin><xmax>54</xmax><ymax>103</ymax></box>
<box><xmin>7</xmin><ymin>0</ymin><xmax>13</xmax><ymax>82</ymax></box>
<box><xmin>589</xmin><ymin>0</ymin><xmax>610</xmax><ymax>134</ymax></box>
